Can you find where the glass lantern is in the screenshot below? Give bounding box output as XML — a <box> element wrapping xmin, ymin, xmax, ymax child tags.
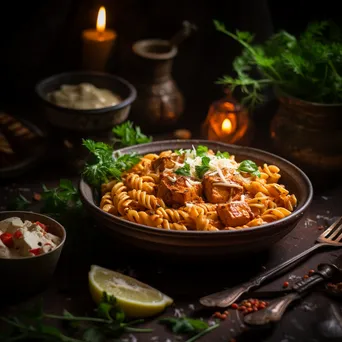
<box><xmin>202</xmin><ymin>89</ymin><xmax>253</xmax><ymax>145</ymax></box>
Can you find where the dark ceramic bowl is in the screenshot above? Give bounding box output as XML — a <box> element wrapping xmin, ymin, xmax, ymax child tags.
<box><xmin>0</xmin><ymin>211</ymin><xmax>66</xmax><ymax>294</ymax></box>
<box><xmin>79</xmin><ymin>140</ymin><xmax>313</xmax><ymax>258</ymax></box>
<box><xmin>35</xmin><ymin>71</ymin><xmax>137</xmax><ymax>132</ymax></box>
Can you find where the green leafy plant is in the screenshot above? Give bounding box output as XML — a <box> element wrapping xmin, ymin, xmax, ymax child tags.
<box><xmin>214</xmin><ymin>20</ymin><xmax>342</xmax><ymax>107</ymax></box>
<box><xmin>0</xmin><ymin>293</ymin><xmax>152</xmax><ymax>342</ymax></box>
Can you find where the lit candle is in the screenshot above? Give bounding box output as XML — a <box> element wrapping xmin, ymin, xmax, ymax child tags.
<box><xmin>82</xmin><ymin>6</ymin><xmax>117</xmax><ymax>71</ymax></box>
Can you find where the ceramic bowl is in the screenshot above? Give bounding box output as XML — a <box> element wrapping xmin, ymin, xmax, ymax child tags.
<box><xmin>0</xmin><ymin>211</ymin><xmax>66</xmax><ymax>294</ymax></box>
<box><xmin>35</xmin><ymin>71</ymin><xmax>137</xmax><ymax>132</ymax></box>
<box><xmin>79</xmin><ymin>140</ymin><xmax>313</xmax><ymax>258</ymax></box>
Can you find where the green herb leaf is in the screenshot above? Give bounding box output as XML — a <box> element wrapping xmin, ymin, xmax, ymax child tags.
<box><xmin>112</xmin><ymin>121</ymin><xmax>152</xmax><ymax>147</ymax></box>
<box><xmin>238</xmin><ymin>160</ymin><xmax>261</xmax><ymax>177</ymax></box>
<box><xmin>175</xmin><ymin>163</ymin><xmax>191</xmax><ymax>176</ymax></box>
<box><xmin>196</xmin><ymin>145</ymin><xmax>209</xmax><ymax>157</ymax></box>
<box><xmin>174</xmin><ymin>149</ymin><xmax>184</xmax><ymax>155</ymax></box>
<box><xmin>83</xmin><ymin>327</ymin><xmax>105</xmax><ymax>342</ymax></box>
<box><xmin>159</xmin><ymin>317</ymin><xmax>209</xmax><ymax>334</ymax></box>
<box><xmin>41</xmin><ymin>179</ymin><xmax>82</xmax><ymax>217</ymax></box>
<box><xmin>82</xmin><ymin>139</ymin><xmax>141</xmax><ymax>187</ymax></box>
<box><xmin>216</xmin><ymin>151</ymin><xmax>230</xmax><ymax>159</ymax></box>
<box><xmin>7</xmin><ymin>193</ymin><xmax>31</xmax><ymax>210</ymax></box>
<box><xmin>195</xmin><ymin>156</ymin><xmax>211</xmax><ymax>178</ymax></box>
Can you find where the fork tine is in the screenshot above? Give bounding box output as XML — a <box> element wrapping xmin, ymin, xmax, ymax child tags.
<box><xmin>322</xmin><ymin>216</ymin><xmax>342</xmax><ymax>238</ymax></box>
<box><xmin>329</xmin><ymin>222</ymin><xmax>342</xmax><ymax>240</ymax></box>
<box><xmin>335</xmin><ymin>230</ymin><xmax>342</xmax><ymax>242</ymax></box>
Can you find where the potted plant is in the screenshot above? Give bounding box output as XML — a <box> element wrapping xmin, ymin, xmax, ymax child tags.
<box><xmin>214</xmin><ymin>20</ymin><xmax>342</xmax><ymax>174</ymax></box>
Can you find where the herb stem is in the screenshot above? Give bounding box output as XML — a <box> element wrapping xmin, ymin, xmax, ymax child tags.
<box><xmin>184</xmin><ymin>324</ymin><xmax>220</xmax><ymax>342</ymax></box>
<box><xmin>4</xmin><ymin>333</ymin><xmax>27</xmax><ymax>342</ymax></box>
<box><xmin>125</xmin><ymin>327</ymin><xmax>154</xmax><ymax>333</ymax></box>
<box><xmin>44</xmin><ymin>314</ymin><xmax>112</xmax><ymax>324</ymax></box>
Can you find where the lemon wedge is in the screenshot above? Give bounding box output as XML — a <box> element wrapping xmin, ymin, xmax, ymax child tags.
<box><xmin>88</xmin><ymin>265</ymin><xmax>173</xmax><ymax>318</ymax></box>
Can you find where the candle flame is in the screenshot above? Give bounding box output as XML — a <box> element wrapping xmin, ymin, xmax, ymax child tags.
<box><xmin>96</xmin><ymin>6</ymin><xmax>106</xmax><ymax>32</ymax></box>
<box><xmin>221</xmin><ymin>118</ymin><xmax>233</xmax><ymax>134</ymax></box>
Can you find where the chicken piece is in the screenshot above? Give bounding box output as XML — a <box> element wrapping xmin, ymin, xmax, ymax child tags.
<box><xmin>217</xmin><ymin>202</ymin><xmax>254</xmax><ymax>227</ymax></box>
<box><xmin>152</xmin><ymin>153</ymin><xmax>185</xmax><ymax>172</ymax></box>
<box><xmin>157</xmin><ymin>173</ymin><xmax>202</xmax><ymax>206</ymax></box>
<box><xmin>203</xmin><ymin>172</ymin><xmax>243</xmax><ymax>203</ymax></box>
<box><xmin>152</xmin><ymin>156</ymin><xmax>175</xmax><ymax>172</ymax></box>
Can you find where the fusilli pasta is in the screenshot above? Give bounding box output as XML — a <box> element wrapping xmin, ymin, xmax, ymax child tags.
<box><xmin>99</xmin><ymin>146</ymin><xmax>297</xmax><ymax>231</ymax></box>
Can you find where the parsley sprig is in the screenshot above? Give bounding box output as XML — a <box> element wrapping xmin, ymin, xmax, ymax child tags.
<box><xmin>0</xmin><ymin>293</ymin><xmax>152</xmax><ymax>342</ymax></box>
<box><xmin>82</xmin><ymin>139</ymin><xmax>140</xmax><ymax>187</ymax></box>
<box><xmin>159</xmin><ymin>317</ymin><xmax>219</xmax><ymax>342</ymax></box>
<box><xmin>41</xmin><ymin>179</ymin><xmax>82</xmax><ymax>218</ymax></box>
<box><xmin>112</xmin><ymin>121</ymin><xmax>152</xmax><ymax>146</ymax></box>
<box><xmin>215</xmin><ymin>20</ymin><xmax>342</xmax><ymax>107</ymax></box>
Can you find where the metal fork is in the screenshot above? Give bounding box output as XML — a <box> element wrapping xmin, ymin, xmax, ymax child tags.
<box><xmin>200</xmin><ymin>216</ymin><xmax>342</xmax><ymax>308</ymax></box>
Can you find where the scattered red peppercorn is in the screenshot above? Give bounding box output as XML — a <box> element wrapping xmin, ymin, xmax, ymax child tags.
<box><xmin>231</xmin><ymin>303</ymin><xmax>238</xmax><ymax>309</ymax></box>
<box><xmin>309</xmin><ymin>269</ymin><xmax>315</xmax><ymax>276</ymax></box>
<box><xmin>303</xmin><ymin>275</ymin><xmax>309</xmax><ymax>279</ymax></box>
<box><xmin>0</xmin><ymin>232</ymin><xmax>13</xmax><ymax>247</ymax></box>
<box><xmin>283</xmin><ymin>281</ymin><xmax>289</xmax><ymax>288</ymax></box>
<box><xmin>221</xmin><ymin>314</ymin><xmax>227</xmax><ymax>319</ymax></box>
<box><xmin>13</xmin><ymin>230</ymin><xmax>23</xmax><ymax>239</ymax></box>
<box><xmin>230</xmin><ymin>339</ymin><xmax>237</xmax><ymax>342</ymax></box>
<box><xmin>33</xmin><ymin>193</ymin><xmax>41</xmax><ymax>201</ymax></box>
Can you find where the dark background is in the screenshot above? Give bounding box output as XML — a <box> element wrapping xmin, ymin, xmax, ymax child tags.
<box><xmin>0</xmin><ymin>0</ymin><xmax>340</xmax><ymax>122</ymax></box>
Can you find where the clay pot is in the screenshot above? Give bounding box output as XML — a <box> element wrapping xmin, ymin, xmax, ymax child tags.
<box><xmin>270</xmin><ymin>88</ymin><xmax>342</xmax><ymax>175</ymax></box>
<box><xmin>129</xmin><ymin>39</ymin><xmax>184</xmax><ymax>133</ymax></box>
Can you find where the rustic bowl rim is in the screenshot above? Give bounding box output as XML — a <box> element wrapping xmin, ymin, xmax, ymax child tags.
<box><xmin>274</xmin><ymin>86</ymin><xmax>342</xmax><ymax>107</ymax></box>
<box><xmin>79</xmin><ymin>139</ymin><xmax>313</xmax><ymax>236</ymax></box>
<box><xmin>0</xmin><ymin>211</ymin><xmax>66</xmax><ymax>260</ymax></box>
<box><xmin>35</xmin><ymin>71</ymin><xmax>137</xmax><ymax>114</ymax></box>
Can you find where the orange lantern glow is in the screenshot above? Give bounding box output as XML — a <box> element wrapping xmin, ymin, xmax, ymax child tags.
<box><xmin>202</xmin><ymin>90</ymin><xmax>253</xmax><ymax>145</ymax></box>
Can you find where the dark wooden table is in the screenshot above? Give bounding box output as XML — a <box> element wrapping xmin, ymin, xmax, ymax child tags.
<box><xmin>1</xmin><ymin>118</ymin><xmax>342</xmax><ymax>342</ymax></box>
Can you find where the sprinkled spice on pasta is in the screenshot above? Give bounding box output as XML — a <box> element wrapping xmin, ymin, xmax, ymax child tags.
<box><xmin>99</xmin><ymin>145</ymin><xmax>297</xmax><ymax>231</ymax></box>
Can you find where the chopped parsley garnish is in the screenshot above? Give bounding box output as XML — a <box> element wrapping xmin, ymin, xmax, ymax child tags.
<box><xmin>216</xmin><ymin>151</ymin><xmax>230</xmax><ymax>159</ymax></box>
<box><xmin>175</xmin><ymin>163</ymin><xmax>191</xmax><ymax>176</ymax></box>
<box><xmin>195</xmin><ymin>156</ymin><xmax>211</xmax><ymax>178</ymax></box>
<box><xmin>238</xmin><ymin>160</ymin><xmax>261</xmax><ymax>177</ymax></box>
<box><xmin>174</xmin><ymin>149</ymin><xmax>184</xmax><ymax>155</ymax></box>
<box><xmin>112</xmin><ymin>121</ymin><xmax>152</xmax><ymax>146</ymax></box>
<box><xmin>196</xmin><ymin>145</ymin><xmax>209</xmax><ymax>157</ymax></box>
